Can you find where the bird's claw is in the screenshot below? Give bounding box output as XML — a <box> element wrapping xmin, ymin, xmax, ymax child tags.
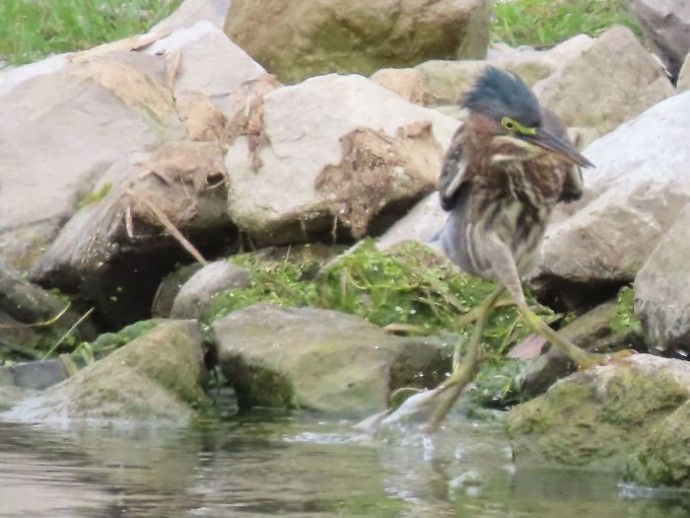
<box><xmin>576</xmin><ymin>349</ymin><xmax>637</xmax><ymax>371</ymax></box>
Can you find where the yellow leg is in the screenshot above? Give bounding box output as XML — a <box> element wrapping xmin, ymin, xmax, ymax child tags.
<box><xmin>426</xmin><ymin>286</ymin><xmax>504</xmax><ymax>431</ymax></box>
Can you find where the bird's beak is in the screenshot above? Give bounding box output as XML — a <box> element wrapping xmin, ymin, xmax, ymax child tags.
<box><xmin>522</xmin><ymin>128</ymin><xmax>594</xmax><ymax>168</ymax></box>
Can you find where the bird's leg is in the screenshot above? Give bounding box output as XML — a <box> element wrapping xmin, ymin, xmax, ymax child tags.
<box><xmin>482</xmin><ymin>234</ymin><xmax>615</xmax><ymax>368</ymax></box>
<box><xmin>425</xmin><ymin>286</ymin><xmax>504</xmax><ymax>431</ymax></box>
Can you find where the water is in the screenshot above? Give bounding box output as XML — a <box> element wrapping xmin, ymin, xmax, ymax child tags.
<box><xmin>0</xmin><ymin>415</ymin><xmax>687</xmax><ymax>517</ymax></box>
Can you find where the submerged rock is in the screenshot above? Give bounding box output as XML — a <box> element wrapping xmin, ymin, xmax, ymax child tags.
<box><xmin>624</xmin><ymin>399</ymin><xmax>690</xmax><ymax>489</ymax></box>
<box><xmin>2</xmin><ymin>320</ymin><xmax>208</xmax><ymax>426</ymax></box>
<box><xmin>506</xmin><ymin>355</ymin><xmax>690</xmax><ymax>471</ymax></box>
<box><xmin>224</xmin><ymin>0</ymin><xmax>491</xmax><ymax>84</ymax></box>
<box><xmin>212</xmin><ymin>304</ymin><xmax>449</xmax><ymax>416</ymax></box>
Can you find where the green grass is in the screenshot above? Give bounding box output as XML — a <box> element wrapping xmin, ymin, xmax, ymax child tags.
<box><xmin>0</xmin><ymin>0</ymin><xmax>182</xmax><ymax>65</ymax></box>
<box><xmin>492</xmin><ymin>0</ymin><xmax>642</xmax><ymax>48</ymax></box>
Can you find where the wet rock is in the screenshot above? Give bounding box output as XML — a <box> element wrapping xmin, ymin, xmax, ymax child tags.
<box><xmin>629</xmin><ymin>0</ymin><xmax>690</xmax><ymax>77</ymax></box>
<box><xmin>225</xmin><ymin>74</ymin><xmax>459</xmax><ymax>244</ymax></box>
<box><xmin>635</xmin><ymin>204</ymin><xmax>690</xmax><ymax>356</ymax></box>
<box><xmin>534</xmin><ymin>26</ymin><xmax>675</xmax><ymax>135</ymax></box>
<box><xmin>224</xmin><ymin>0</ymin><xmax>491</xmax><ymax>84</ymax></box>
<box><xmin>624</xmin><ymin>399</ymin><xmax>690</xmax><ymax>489</ymax></box>
<box><xmin>212</xmin><ymin>304</ymin><xmax>449</xmax><ymax>416</ymax></box>
<box><xmin>0</xmin><ymin>360</ymin><xmax>71</xmax><ymax>391</ymax></box>
<box><xmin>532</xmin><ymin>90</ymin><xmax>690</xmax><ymax>303</ymax></box>
<box><xmin>506</xmin><ymin>355</ymin><xmax>690</xmax><ymax>470</ymax></box>
<box><xmin>0</xmin><ymin>259</ymin><xmax>96</xmax><ymax>360</ymax></box>
<box><xmin>31</xmin><ymin>141</ymin><xmax>236</xmax><ymax>328</ymax></box>
<box><xmin>518</xmin><ymin>300</ymin><xmax>642</xmax><ymax>397</ymax></box>
<box><xmin>677</xmin><ymin>52</ymin><xmax>690</xmax><ymax>92</ymax></box>
<box><xmin>171</xmin><ymin>260</ymin><xmax>250</xmax><ymax>320</ymax></box>
<box><xmin>0</xmin><ymin>53</ymin><xmax>185</xmax><ymax>269</ymax></box>
<box><xmin>2</xmin><ymin>320</ymin><xmax>208</xmax><ymax>426</ymax></box>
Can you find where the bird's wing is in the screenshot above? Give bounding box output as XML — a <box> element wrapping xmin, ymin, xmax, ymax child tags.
<box><xmin>438</xmin><ymin>125</ymin><xmax>469</xmax><ymax>211</ymax></box>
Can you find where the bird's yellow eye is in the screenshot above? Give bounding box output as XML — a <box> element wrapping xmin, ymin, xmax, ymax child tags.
<box><xmin>501</xmin><ymin>117</ymin><xmax>517</xmax><ymax>132</ymax></box>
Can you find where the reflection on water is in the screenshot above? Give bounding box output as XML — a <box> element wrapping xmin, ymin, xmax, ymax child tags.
<box><xmin>0</xmin><ymin>415</ymin><xmax>687</xmax><ymax>517</ymax></box>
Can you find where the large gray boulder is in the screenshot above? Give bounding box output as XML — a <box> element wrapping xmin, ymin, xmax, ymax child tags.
<box><xmin>534</xmin><ymin>25</ymin><xmax>675</xmax><ymax>135</ymax></box>
<box><xmin>507</xmin><ymin>355</ymin><xmax>690</xmax><ymax>472</ymax></box>
<box><xmin>532</xmin><ymin>90</ymin><xmax>690</xmax><ymax>301</ymax></box>
<box><xmin>212</xmin><ymin>304</ymin><xmax>449</xmax><ymax>416</ymax></box>
<box><xmin>31</xmin><ymin>141</ymin><xmax>234</xmax><ymax>328</ymax></box>
<box><xmin>629</xmin><ymin>0</ymin><xmax>690</xmax><ymax>77</ymax></box>
<box><xmin>2</xmin><ymin>320</ymin><xmax>207</xmax><ymax>426</ymax></box>
<box><xmin>225</xmin><ymin>74</ymin><xmax>460</xmax><ymax>244</ymax></box>
<box><xmin>224</xmin><ymin>0</ymin><xmax>491</xmax><ymax>84</ymax></box>
<box><xmin>634</xmin><ymin>204</ymin><xmax>690</xmax><ymax>356</ymax></box>
<box><xmin>0</xmin><ymin>53</ymin><xmax>184</xmax><ymax>269</ymax></box>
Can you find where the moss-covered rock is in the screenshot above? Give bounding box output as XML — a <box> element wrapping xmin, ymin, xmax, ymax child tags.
<box><xmin>225</xmin><ymin>0</ymin><xmax>491</xmax><ymax>84</ymax></box>
<box><xmin>506</xmin><ymin>354</ymin><xmax>690</xmax><ymax>471</ymax></box>
<box><xmin>624</xmin><ymin>400</ymin><xmax>690</xmax><ymax>489</ymax></box>
<box><xmin>212</xmin><ymin>303</ymin><xmax>450</xmax><ymax>416</ymax></box>
<box><xmin>3</xmin><ymin>320</ymin><xmax>208</xmax><ymax>425</ymax></box>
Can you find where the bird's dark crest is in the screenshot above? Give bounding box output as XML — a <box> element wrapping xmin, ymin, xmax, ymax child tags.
<box><xmin>463</xmin><ymin>67</ymin><xmax>542</xmax><ymax>127</ymax></box>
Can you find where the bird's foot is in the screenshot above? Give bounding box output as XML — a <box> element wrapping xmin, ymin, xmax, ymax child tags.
<box><xmin>576</xmin><ymin>349</ymin><xmax>637</xmax><ymax>370</ymax></box>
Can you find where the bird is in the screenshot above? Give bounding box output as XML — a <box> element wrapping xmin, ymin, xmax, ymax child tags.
<box><xmin>421</xmin><ymin>66</ymin><xmax>618</xmax><ymax>430</ymax></box>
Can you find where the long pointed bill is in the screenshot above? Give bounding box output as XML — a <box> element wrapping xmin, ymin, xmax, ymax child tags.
<box><xmin>523</xmin><ymin>128</ymin><xmax>594</xmax><ymax>168</ymax></box>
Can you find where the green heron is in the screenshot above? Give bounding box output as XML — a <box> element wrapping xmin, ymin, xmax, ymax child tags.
<box><xmin>420</xmin><ymin>67</ymin><xmax>617</xmax><ymax>430</ymax></box>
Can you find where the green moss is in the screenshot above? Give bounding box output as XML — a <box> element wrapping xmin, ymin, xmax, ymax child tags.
<box><xmin>75</xmin><ymin>182</ymin><xmax>113</xmax><ymax>210</ymax></box>
<box><xmin>72</xmin><ymin>319</ymin><xmax>160</xmax><ymax>364</ymax></box>
<box><xmin>507</xmin><ymin>367</ymin><xmax>688</xmax><ymax>468</ymax></box>
<box><xmin>204</xmin><ymin>240</ymin><xmax>557</xmax><ymax>362</ymax></box>
<box><xmin>610</xmin><ymin>285</ymin><xmax>643</xmax><ymax>337</ymax></box>
<box><xmin>625</xmin><ymin>402</ymin><xmax>690</xmax><ymax>489</ymax></box>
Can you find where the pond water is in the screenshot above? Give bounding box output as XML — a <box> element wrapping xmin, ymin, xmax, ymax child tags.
<box><xmin>0</xmin><ymin>414</ymin><xmax>687</xmax><ymax>518</ymax></box>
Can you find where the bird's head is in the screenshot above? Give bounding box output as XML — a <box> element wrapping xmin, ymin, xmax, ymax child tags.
<box><xmin>463</xmin><ymin>67</ymin><xmax>593</xmax><ymax>168</ymax></box>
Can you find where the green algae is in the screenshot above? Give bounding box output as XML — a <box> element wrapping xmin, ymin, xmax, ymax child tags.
<box><xmin>204</xmin><ymin>240</ymin><xmax>557</xmax><ymax>363</ymax></box>
<box><xmin>506</xmin><ymin>366</ymin><xmax>688</xmax><ymax>469</ymax></box>
<box><xmin>610</xmin><ymin>285</ymin><xmax>643</xmax><ymax>338</ymax></box>
<box><xmin>75</xmin><ymin>182</ymin><xmax>113</xmax><ymax>210</ymax></box>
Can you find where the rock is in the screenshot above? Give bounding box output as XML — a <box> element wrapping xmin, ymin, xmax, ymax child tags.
<box><xmin>30</xmin><ymin>141</ymin><xmax>236</xmax><ymax>328</ymax></box>
<box><xmin>152</xmin><ymin>263</ymin><xmax>204</xmax><ymax>318</ymax></box>
<box><xmin>506</xmin><ymin>354</ymin><xmax>690</xmax><ymax>470</ymax></box>
<box><xmin>171</xmin><ymin>260</ymin><xmax>251</xmax><ymax>319</ymax></box>
<box><xmin>376</xmin><ymin>192</ymin><xmax>445</xmax><ymax>251</ymax></box>
<box><xmin>624</xmin><ymin>399</ymin><xmax>690</xmax><ymax>489</ymax></box>
<box><xmin>518</xmin><ymin>300</ymin><xmax>642</xmax><ymax>397</ymax></box>
<box><xmin>0</xmin><ymin>54</ymin><xmax>69</xmax><ymax>96</ymax></box>
<box><xmin>531</xmin><ymin>90</ymin><xmax>690</xmax><ymax>303</ymax></box>
<box><xmin>677</xmin><ymin>52</ymin><xmax>690</xmax><ymax>92</ymax></box>
<box><xmin>0</xmin><ymin>53</ymin><xmax>185</xmax><ymax>269</ymax></box>
<box><xmin>151</xmin><ymin>0</ymin><xmax>231</xmax><ymax>33</ymax></box>
<box><xmin>0</xmin><ymin>360</ymin><xmax>71</xmax><ymax>391</ymax></box>
<box><xmin>534</xmin><ymin>26</ymin><xmax>675</xmax><ymax>135</ymax></box>
<box><xmin>144</xmin><ymin>21</ymin><xmax>266</xmax><ymax>99</ymax></box>
<box><xmin>2</xmin><ymin>320</ymin><xmax>207</xmax><ymax>426</ymax></box>
<box><xmin>212</xmin><ymin>304</ymin><xmax>449</xmax><ymax>416</ymax></box>
<box><xmin>225</xmin><ymin>74</ymin><xmax>460</xmax><ymax>244</ymax></box>
<box><xmin>224</xmin><ymin>0</ymin><xmax>491</xmax><ymax>84</ymax></box>
<box><xmin>0</xmin><ymin>259</ymin><xmax>96</xmax><ymax>360</ymax></box>
<box><xmin>635</xmin><ymin>204</ymin><xmax>690</xmax><ymax>356</ymax></box>
<box><xmin>629</xmin><ymin>0</ymin><xmax>690</xmax><ymax>77</ymax></box>
<box><xmin>371</xmin><ymin>35</ymin><xmax>594</xmax><ymax>109</ymax></box>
